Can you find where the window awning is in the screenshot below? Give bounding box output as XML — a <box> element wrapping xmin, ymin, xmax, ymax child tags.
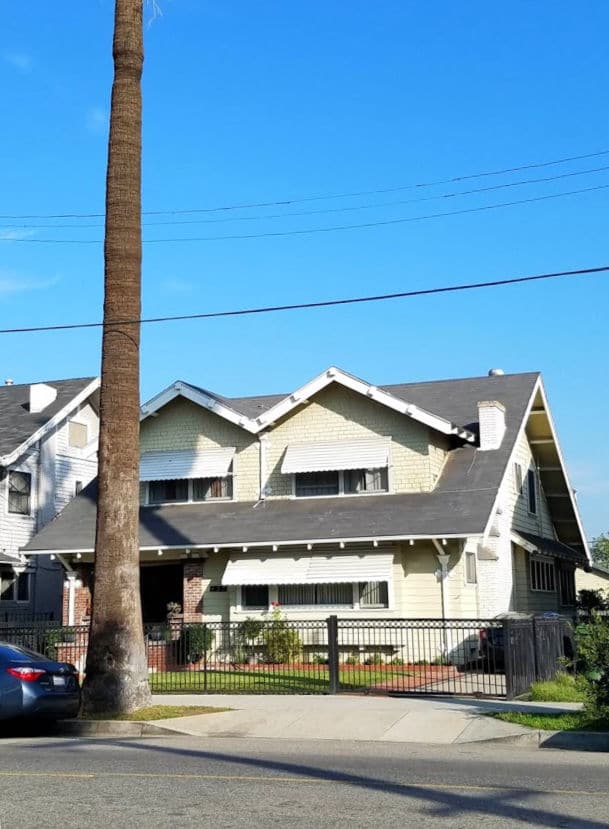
<box><xmin>140</xmin><ymin>448</ymin><xmax>235</xmax><ymax>481</ymax></box>
<box><xmin>222</xmin><ymin>552</ymin><xmax>394</xmax><ymax>586</ymax></box>
<box><xmin>281</xmin><ymin>437</ymin><xmax>390</xmax><ymax>474</ymax></box>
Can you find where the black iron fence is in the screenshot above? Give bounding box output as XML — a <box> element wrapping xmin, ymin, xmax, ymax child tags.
<box><xmin>0</xmin><ymin>615</ymin><xmax>570</xmax><ymax>698</ymax></box>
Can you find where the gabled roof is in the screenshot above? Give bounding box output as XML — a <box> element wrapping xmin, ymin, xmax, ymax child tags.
<box><xmin>26</xmin><ymin>370</ymin><xmax>565</xmax><ymax>556</ymax></box>
<box><xmin>0</xmin><ymin>377</ymin><xmax>100</xmax><ymax>465</ymax></box>
<box><xmin>141</xmin><ymin>367</ymin><xmax>477</xmax><ymax>442</ymax></box>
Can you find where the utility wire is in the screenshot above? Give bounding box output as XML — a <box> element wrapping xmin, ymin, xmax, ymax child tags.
<box><xmin>1</xmin><ymin>148</ymin><xmax>608</xmax><ymax>220</ymax></box>
<box><xmin>3</xmin><ymin>183</ymin><xmax>608</xmax><ymax>244</ymax></box>
<box><xmin>1</xmin><ymin>265</ymin><xmax>606</xmax><ymax>336</ymax></box>
<box><xmin>5</xmin><ymin>163</ymin><xmax>609</xmax><ymax>230</ymax></box>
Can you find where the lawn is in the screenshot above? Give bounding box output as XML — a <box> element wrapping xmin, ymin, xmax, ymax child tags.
<box><xmin>491</xmin><ymin>711</ymin><xmax>609</xmax><ymax>732</ymax></box>
<box><xmin>83</xmin><ymin>705</ymin><xmax>230</xmax><ymax>721</ymax></box>
<box><xmin>148</xmin><ymin>666</ymin><xmax>410</xmax><ymax>693</ymax></box>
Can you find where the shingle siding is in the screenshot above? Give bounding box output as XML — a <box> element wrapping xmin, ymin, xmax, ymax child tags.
<box><xmin>263</xmin><ymin>385</ymin><xmax>445</xmax><ymax>499</ymax></box>
<box><xmin>140</xmin><ymin>397</ymin><xmax>260</xmax><ymax>502</ymax></box>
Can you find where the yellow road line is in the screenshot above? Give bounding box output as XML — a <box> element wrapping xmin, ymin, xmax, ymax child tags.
<box><xmin>0</xmin><ymin>770</ymin><xmax>607</xmax><ymax>796</ymax></box>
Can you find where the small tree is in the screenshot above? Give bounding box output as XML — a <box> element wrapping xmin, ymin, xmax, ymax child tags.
<box><xmin>576</xmin><ymin>613</ymin><xmax>609</xmax><ymax>721</ymax></box>
<box><xmin>591</xmin><ymin>533</ymin><xmax>609</xmax><ymax>569</ymax></box>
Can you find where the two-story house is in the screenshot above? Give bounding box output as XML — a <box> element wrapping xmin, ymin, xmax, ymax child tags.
<box><xmin>23</xmin><ymin>367</ymin><xmax>589</xmax><ymax>626</ymax></box>
<box><xmin>1</xmin><ymin>377</ymin><xmax>100</xmax><ymax>620</ymax></box>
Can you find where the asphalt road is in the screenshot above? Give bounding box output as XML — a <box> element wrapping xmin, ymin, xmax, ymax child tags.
<box><xmin>0</xmin><ymin>733</ymin><xmax>608</xmax><ymax>828</ymax></box>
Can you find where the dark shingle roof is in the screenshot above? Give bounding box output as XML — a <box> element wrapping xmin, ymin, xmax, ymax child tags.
<box><xmin>24</xmin><ymin>371</ymin><xmax>547</xmax><ymax>554</ymax></box>
<box><xmin>25</xmin><ymin>480</ymin><xmax>496</xmax><ymax>552</ymax></box>
<box><xmin>0</xmin><ymin>378</ymin><xmax>98</xmax><ymax>460</ymax></box>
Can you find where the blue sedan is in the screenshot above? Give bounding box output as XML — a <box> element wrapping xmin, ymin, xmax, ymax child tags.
<box><xmin>0</xmin><ymin>642</ymin><xmax>80</xmax><ymax>720</ymax></box>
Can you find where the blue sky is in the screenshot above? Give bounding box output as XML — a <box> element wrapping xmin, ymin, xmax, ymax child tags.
<box><xmin>1</xmin><ymin>1</ymin><xmax>608</xmax><ymax>537</ymax></box>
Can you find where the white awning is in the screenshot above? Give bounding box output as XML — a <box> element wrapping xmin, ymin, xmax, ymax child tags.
<box><xmin>281</xmin><ymin>437</ymin><xmax>390</xmax><ymax>474</ymax></box>
<box><xmin>140</xmin><ymin>448</ymin><xmax>235</xmax><ymax>481</ymax></box>
<box><xmin>222</xmin><ymin>552</ymin><xmax>393</xmax><ymax>586</ymax></box>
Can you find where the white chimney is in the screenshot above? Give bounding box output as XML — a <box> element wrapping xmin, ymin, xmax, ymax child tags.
<box><xmin>477</xmin><ymin>400</ymin><xmax>506</xmax><ymax>451</ymax></box>
<box><xmin>30</xmin><ymin>383</ymin><xmax>58</xmax><ymax>413</ymax></box>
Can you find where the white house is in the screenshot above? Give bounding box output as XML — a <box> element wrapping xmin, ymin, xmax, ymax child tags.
<box><xmin>0</xmin><ymin>377</ymin><xmax>100</xmax><ymax>620</ymax></box>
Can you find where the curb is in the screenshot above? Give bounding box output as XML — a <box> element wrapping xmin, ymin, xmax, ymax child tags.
<box><xmin>53</xmin><ymin>720</ymin><xmax>190</xmax><ymax>738</ymax></box>
<box><xmin>469</xmin><ymin>729</ymin><xmax>609</xmax><ymax>752</ymax></box>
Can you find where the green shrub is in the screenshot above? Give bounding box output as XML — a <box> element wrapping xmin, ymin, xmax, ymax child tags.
<box><xmin>262</xmin><ymin>606</ymin><xmax>302</xmax><ymax>663</ymax></box>
<box><xmin>310</xmin><ymin>653</ymin><xmax>328</xmax><ymax>665</ymax></box>
<box><xmin>179</xmin><ymin>624</ymin><xmax>215</xmax><ymax>665</ymax></box>
<box><xmin>364</xmin><ymin>652</ymin><xmax>384</xmax><ymax>666</ymax></box>
<box><xmin>344</xmin><ymin>652</ymin><xmax>360</xmax><ymax>665</ymax></box>
<box><xmin>575</xmin><ymin>613</ymin><xmax>609</xmax><ymax>719</ymax></box>
<box><xmin>530</xmin><ymin>673</ymin><xmax>586</xmax><ymax>703</ymax></box>
<box><xmin>391</xmin><ymin>657</ymin><xmax>405</xmax><ymax>666</ymax></box>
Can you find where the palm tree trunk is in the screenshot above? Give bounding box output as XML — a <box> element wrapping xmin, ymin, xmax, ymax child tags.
<box><xmin>81</xmin><ymin>0</ymin><xmax>151</xmax><ymax>716</ymax></box>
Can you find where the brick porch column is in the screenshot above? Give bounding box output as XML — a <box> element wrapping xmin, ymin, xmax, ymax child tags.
<box><xmin>183</xmin><ymin>560</ymin><xmax>204</xmax><ymax>622</ymax></box>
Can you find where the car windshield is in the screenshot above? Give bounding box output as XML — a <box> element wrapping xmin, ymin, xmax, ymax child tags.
<box><xmin>0</xmin><ymin>643</ymin><xmax>45</xmax><ymax>662</ymax></box>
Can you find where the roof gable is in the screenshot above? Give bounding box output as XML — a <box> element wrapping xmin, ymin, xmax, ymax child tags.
<box><xmin>141</xmin><ymin>367</ymin><xmax>477</xmax><ymax>442</ymax></box>
<box><xmin>0</xmin><ymin>377</ymin><xmax>100</xmax><ymax>464</ymax></box>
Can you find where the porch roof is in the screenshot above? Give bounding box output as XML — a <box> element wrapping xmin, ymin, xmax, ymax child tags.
<box><xmin>512</xmin><ymin>531</ymin><xmax>588</xmax><ymax>567</ymax></box>
<box><xmin>23</xmin><ymin>479</ymin><xmax>489</xmax><ymax>554</ymax></box>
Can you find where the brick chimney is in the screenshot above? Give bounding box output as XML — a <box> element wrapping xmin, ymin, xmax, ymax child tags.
<box><xmin>477</xmin><ymin>400</ymin><xmax>506</xmax><ymax>451</ymax></box>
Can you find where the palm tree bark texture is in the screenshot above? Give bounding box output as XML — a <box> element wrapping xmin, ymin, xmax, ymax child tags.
<box><xmin>82</xmin><ymin>0</ymin><xmax>151</xmax><ymax>715</ymax></box>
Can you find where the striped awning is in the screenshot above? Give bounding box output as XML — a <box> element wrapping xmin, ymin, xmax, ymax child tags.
<box><xmin>281</xmin><ymin>437</ymin><xmax>390</xmax><ymax>474</ymax></box>
<box><xmin>222</xmin><ymin>551</ymin><xmax>393</xmax><ymax>586</ymax></box>
<box><xmin>140</xmin><ymin>448</ymin><xmax>235</xmax><ymax>481</ymax></box>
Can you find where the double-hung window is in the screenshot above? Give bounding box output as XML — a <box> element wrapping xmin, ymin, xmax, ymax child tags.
<box><xmin>559</xmin><ymin>568</ymin><xmax>576</xmax><ymax>606</ymax></box>
<box><xmin>8</xmin><ymin>471</ymin><xmax>32</xmax><ymax>515</ymax></box>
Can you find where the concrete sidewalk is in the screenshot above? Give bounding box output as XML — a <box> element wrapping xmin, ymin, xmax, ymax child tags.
<box><xmin>151</xmin><ymin>693</ymin><xmax>583</xmax><ymax>745</ymax></box>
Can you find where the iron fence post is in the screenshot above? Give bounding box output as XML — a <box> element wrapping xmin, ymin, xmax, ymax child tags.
<box><xmin>327</xmin><ymin>615</ymin><xmax>339</xmax><ymax>694</ymax></box>
<box><xmin>503</xmin><ymin>618</ymin><xmax>514</xmax><ymax>699</ymax></box>
<box><xmin>203</xmin><ymin>623</ymin><xmax>208</xmax><ymax>692</ymax></box>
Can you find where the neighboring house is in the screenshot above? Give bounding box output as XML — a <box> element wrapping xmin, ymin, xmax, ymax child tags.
<box><xmin>1</xmin><ymin>377</ymin><xmax>100</xmax><ymax>620</ymax></box>
<box><xmin>23</xmin><ymin>367</ymin><xmax>589</xmax><ymax>626</ymax></box>
<box><xmin>576</xmin><ymin>562</ymin><xmax>609</xmax><ymax>597</ymax></box>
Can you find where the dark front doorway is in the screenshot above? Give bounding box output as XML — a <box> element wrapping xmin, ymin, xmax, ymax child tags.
<box><xmin>140</xmin><ymin>563</ymin><xmax>183</xmax><ymax>623</ymax></box>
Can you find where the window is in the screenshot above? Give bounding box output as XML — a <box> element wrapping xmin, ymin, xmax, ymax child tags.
<box><xmin>279</xmin><ymin>583</ymin><xmax>353</xmax><ymax>606</ymax></box>
<box><xmin>559</xmin><ymin>568</ymin><xmax>576</xmax><ymax>606</ymax></box>
<box><xmin>0</xmin><ymin>571</ymin><xmax>30</xmax><ymax>603</ymax></box>
<box><xmin>68</xmin><ymin>420</ymin><xmax>88</xmax><ymax>449</ymax></box>
<box><xmin>359</xmin><ymin>581</ymin><xmax>389</xmax><ymax>608</ymax></box>
<box><xmin>295</xmin><ymin>471</ymin><xmax>339</xmax><ymax>497</ymax></box>
<box><xmin>241</xmin><ymin>585</ymin><xmax>269</xmax><ymax>609</ymax></box>
<box><xmin>8</xmin><ymin>471</ymin><xmax>31</xmax><ymax>515</ymax></box>
<box><xmin>193</xmin><ymin>476</ymin><xmax>233</xmax><ymax>501</ymax></box>
<box><xmin>146</xmin><ymin>472</ymin><xmax>233</xmax><ymax>505</ymax></box>
<box><xmin>75</xmin><ymin>480</ymin><xmax>83</xmax><ymax>496</ymax></box>
<box><xmin>295</xmin><ymin>468</ymin><xmax>388</xmax><ymax>498</ymax></box>
<box><xmin>527</xmin><ymin>469</ymin><xmax>537</xmax><ymax>514</ymax></box>
<box><xmin>530</xmin><ymin>556</ymin><xmax>555</xmax><ymax>592</ymax></box>
<box><xmin>465</xmin><ymin>552</ymin><xmax>477</xmax><ymax>584</ymax></box>
<box><xmin>344</xmin><ymin>468</ymin><xmax>388</xmax><ymax>494</ymax></box>
<box><xmin>148</xmin><ymin>479</ymin><xmax>189</xmax><ymax>504</ymax></box>
<box><xmin>514</xmin><ymin>462</ymin><xmax>523</xmax><ymax>495</ymax></box>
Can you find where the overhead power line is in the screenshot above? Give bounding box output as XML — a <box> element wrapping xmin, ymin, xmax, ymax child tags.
<box><xmin>1</xmin><ymin>265</ymin><xmax>606</xmax><ymax>336</ymax></box>
<box><xmin>3</xmin><ymin>183</ymin><xmax>608</xmax><ymax>244</ymax></box>
<box><xmin>0</xmin><ymin>148</ymin><xmax>608</xmax><ymax>220</ymax></box>
<box><xmin>5</xmin><ymin>163</ymin><xmax>609</xmax><ymax>230</ymax></box>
